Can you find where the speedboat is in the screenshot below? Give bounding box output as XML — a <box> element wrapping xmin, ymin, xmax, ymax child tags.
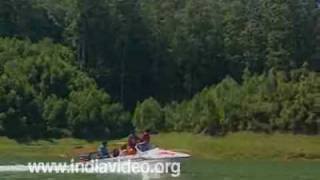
<box><xmin>77</xmin><ymin>145</ymin><xmax>191</xmax><ymax>178</ymax></box>
<box><xmin>79</xmin><ymin>145</ymin><xmax>191</xmax><ymax>163</ymax></box>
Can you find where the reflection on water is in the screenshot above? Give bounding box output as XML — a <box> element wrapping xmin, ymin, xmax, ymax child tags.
<box><xmin>0</xmin><ymin>159</ymin><xmax>320</xmax><ymax>180</ymax></box>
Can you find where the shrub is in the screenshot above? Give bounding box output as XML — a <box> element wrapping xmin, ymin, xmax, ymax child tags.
<box><xmin>133</xmin><ymin>97</ymin><xmax>164</xmax><ymax>132</ymax></box>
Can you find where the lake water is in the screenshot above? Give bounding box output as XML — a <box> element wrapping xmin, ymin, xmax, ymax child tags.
<box><xmin>0</xmin><ymin>158</ymin><xmax>319</xmax><ymax>180</ymax></box>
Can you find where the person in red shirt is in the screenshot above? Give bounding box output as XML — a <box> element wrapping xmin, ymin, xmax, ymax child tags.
<box><xmin>141</xmin><ymin>129</ymin><xmax>150</xmax><ymax>143</ymax></box>
<box><xmin>138</xmin><ymin>129</ymin><xmax>151</xmax><ymax>152</ymax></box>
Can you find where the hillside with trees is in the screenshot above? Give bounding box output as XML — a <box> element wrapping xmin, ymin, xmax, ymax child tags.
<box><xmin>0</xmin><ymin>0</ymin><xmax>319</xmax><ymax>139</ymax></box>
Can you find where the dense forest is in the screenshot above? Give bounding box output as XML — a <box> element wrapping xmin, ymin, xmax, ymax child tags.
<box><xmin>0</xmin><ymin>0</ymin><xmax>319</xmax><ymax>139</ymax></box>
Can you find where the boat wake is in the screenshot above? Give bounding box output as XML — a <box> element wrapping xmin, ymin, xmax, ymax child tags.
<box><xmin>0</xmin><ymin>165</ymin><xmax>29</xmax><ymax>172</ymax></box>
<box><xmin>0</xmin><ymin>164</ymin><xmax>162</xmax><ymax>180</ymax></box>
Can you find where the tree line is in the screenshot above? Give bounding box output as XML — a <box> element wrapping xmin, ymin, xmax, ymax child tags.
<box><xmin>0</xmin><ymin>0</ymin><xmax>319</xmax><ymax>139</ymax></box>
<box><xmin>134</xmin><ymin>68</ymin><xmax>320</xmax><ymax>134</ymax></box>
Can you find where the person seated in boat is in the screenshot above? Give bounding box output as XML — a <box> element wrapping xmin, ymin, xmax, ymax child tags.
<box><xmin>127</xmin><ymin>131</ymin><xmax>140</xmax><ymax>155</ymax></box>
<box><xmin>137</xmin><ymin>129</ymin><xmax>151</xmax><ymax>152</ymax></box>
<box><xmin>112</xmin><ymin>148</ymin><xmax>120</xmax><ymax>157</ymax></box>
<box><xmin>119</xmin><ymin>144</ymin><xmax>128</xmax><ymax>156</ymax></box>
<box><xmin>97</xmin><ymin>141</ymin><xmax>110</xmax><ymax>159</ymax></box>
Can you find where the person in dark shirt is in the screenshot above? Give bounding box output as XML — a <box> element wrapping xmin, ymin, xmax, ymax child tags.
<box><xmin>127</xmin><ymin>131</ymin><xmax>140</xmax><ymax>154</ymax></box>
<box><xmin>97</xmin><ymin>141</ymin><xmax>109</xmax><ymax>158</ymax></box>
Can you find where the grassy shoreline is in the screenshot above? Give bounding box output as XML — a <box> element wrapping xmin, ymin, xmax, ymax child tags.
<box><xmin>153</xmin><ymin>132</ymin><xmax>320</xmax><ymax>160</ymax></box>
<box><xmin>0</xmin><ymin>132</ymin><xmax>319</xmax><ymax>162</ymax></box>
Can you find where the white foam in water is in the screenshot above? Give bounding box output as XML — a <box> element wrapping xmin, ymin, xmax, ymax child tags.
<box><xmin>0</xmin><ymin>164</ymin><xmax>163</xmax><ymax>180</ymax></box>
<box><xmin>0</xmin><ymin>165</ymin><xmax>29</xmax><ymax>172</ymax></box>
<box><xmin>142</xmin><ymin>173</ymin><xmax>160</xmax><ymax>180</ymax></box>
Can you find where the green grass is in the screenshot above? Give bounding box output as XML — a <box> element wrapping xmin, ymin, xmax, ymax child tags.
<box><xmin>0</xmin><ymin>132</ymin><xmax>320</xmax><ymax>180</ymax></box>
<box><xmin>0</xmin><ymin>138</ymin><xmax>92</xmax><ymax>163</ymax></box>
<box><xmin>152</xmin><ymin>132</ymin><xmax>320</xmax><ymax>160</ymax></box>
<box><xmin>0</xmin><ymin>132</ymin><xmax>319</xmax><ymax>163</ymax></box>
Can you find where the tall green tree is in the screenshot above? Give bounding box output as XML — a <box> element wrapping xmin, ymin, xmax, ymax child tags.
<box><xmin>0</xmin><ymin>38</ymin><xmax>130</xmax><ymax>139</ymax></box>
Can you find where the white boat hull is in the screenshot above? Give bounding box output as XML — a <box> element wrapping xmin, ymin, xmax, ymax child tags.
<box><xmin>97</xmin><ymin>148</ymin><xmax>190</xmax><ymax>164</ymax></box>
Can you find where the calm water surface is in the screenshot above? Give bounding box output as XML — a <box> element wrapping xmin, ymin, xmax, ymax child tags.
<box><xmin>0</xmin><ymin>157</ymin><xmax>319</xmax><ymax>180</ymax></box>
